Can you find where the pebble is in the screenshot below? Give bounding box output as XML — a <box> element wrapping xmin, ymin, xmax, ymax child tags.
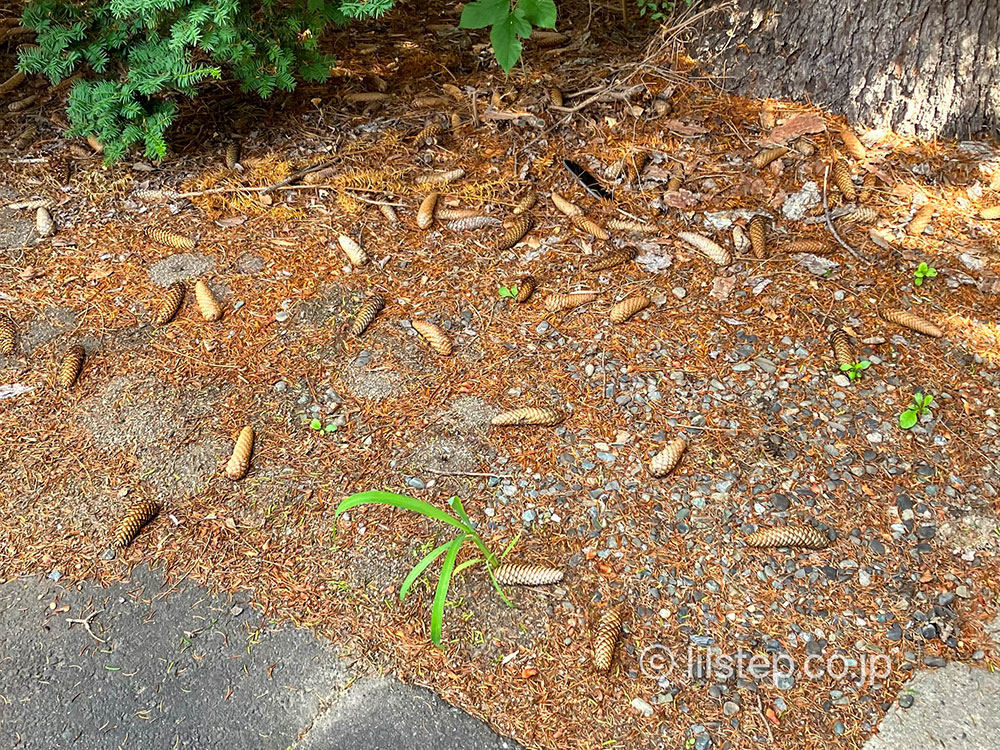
<box><xmin>722</xmin><ymin>701</ymin><xmax>740</xmax><ymax>716</ymax></box>
<box><xmin>522</xmin><ymin>509</ymin><xmax>537</xmax><ymax>524</ymax></box>
<box><xmin>672</xmin><ymin>287</ymin><xmax>687</xmax><ymax>299</ymax></box>
<box><xmin>405</xmin><ymin>476</ymin><xmax>425</xmax><ymax>490</ymax></box>
<box><xmin>275</xmin><ymin>310</ymin><xmax>290</xmax><ymax>322</ymax></box>
<box><xmin>898</xmin><ymin>693</ymin><xmax>915</xmax><ymax>708</ymax></box>
<box><xmin>631</xmin><ymin>697</ymin><xmax>654</xmax><ymax>717</ymax></box>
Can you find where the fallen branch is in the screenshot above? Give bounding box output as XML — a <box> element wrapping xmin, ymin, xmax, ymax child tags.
<box><xmin>66</xmin><ymin>610</ymin><xmax>106</xmax><ymax>643</ymax></box>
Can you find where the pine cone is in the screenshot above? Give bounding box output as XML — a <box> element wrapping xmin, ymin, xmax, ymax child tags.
<box><xmin>840</xmin><ymin>126</ymin><xmax>867</xmax><ymax>160</ymax></box>
<box><xmin>648</xmin><ymin>436</ymin><xmax>687</xmax><ymax>477</ymax></box>
<box><xmin>624</xmin><ymin>151</ymin><xmax>650</xmax><ymax>183</ymax></box>
<box><xmin>416</xmin><ymin>192</ymin><xmax>439</xmax><ymax>229</ymax></box>
<box><xmin>859</xmin><ymin>172</ymin><xmax>879</xmax><ymax>203</ymax></box>
<box><xmin>226</xmin><ymin>425</ymin><xmax>254</xmax><ymax>480</ymax></box>
<box><xmin>146</xmin><ymin>227</ymin><xmax>196</xmax><ymax>250</ymax></box>
<box><xmin>607</xmin><ymin>219</ymin><xmax>657</xmax><ymax>234</ymax></box>
<box><xmin>793</xmin><ymin>139</ymin><xmax>816</xmax><ymax>156</ymax></box>
<box><xmin>344</xmin><ymin>91</ymin><xmax>390</xmax><ymax>103</ymax></box>
<box><xmin>551</xmin><ymin>191</ymin><xmax>582</xmax><ymax>217</ymax></box>
<box><xmin>831</xmin><ymin>160</ymin><xmax>856</xmax><ymax>200</ymax></box>
<box><xmin>678</xmin><ymin>232</ymin><xmax>731</xmax><ymax>266</ymax></box>
<box><xmin>194</xmin><ymin>280</ymin><xmax>222</xmax><ymax>322</ymax></box>
<box><xmin>14</xmin><ymin>124</ymin><xmax>37</xmax><ymax>151</ymax></box>
<box><xmin>609</xmin><ymin>295</ymin><xmax>650</xmax><ymax>324</ymax></box>
<box><xmin>415</xmin><ymin>122</ymin><xmax>444</xmax><ymax>145</ymax></box>
<box><xmin>785</xmin><ymin>239</ymin><xmax>834</xmax><ymax>255</ymax></box>
<box><xmin>58</xmin><ymin>344</ymin><xmax>85</xmax><ymax>388</ymax></box>
<box><xmin>587</xmin><ymin>247</ymin><xmax>636</xmax><ymax>272</ymax></box>
<box><xmin>746</xmin><ymin>525</ymin><xmax>829</xmax><ymax>549</ymax></box>
<box><xmin>981</xmin><ymin>205</ymin><xmax>1000</xmax><ymax>220</ymax></box>
<box><xmin>448</xmin><ymin>216</ymin><xmax>500</xmax><ymax>231</ymax></box>
<box><xmin>880</xmin><ymin>308</ymin><xmax>943</xmax><ymax>338</ymax></box>
<box><xmin>830</xmin><ymin>329</ymin><xmax>853</xmax><ymax>368</ymax></box>
<box><xmin>549</xmin><ymin>88</ymin><xmax>564</xmax><ymax>107</ymax></box>
<box><xmin>35</xmin><ymin>207</ymin><xmax>55</xmax><ymax>237</ymax></box>
<box><xmin>748</xmin><ymin>215</ymin><xmax>768</xmax><ymax>258</ymax></box>
<box><xmin>666</xmin><ymin>174</ymin><xmax>683</xmax><ymax>191</ymax></box>
<box><xmin>437</xmin><ymin>207</ymin><xmax>481</xmax><ymax>220</ymax></box>
<box><xmin>350</xmin><ymin>294</ymin><xmax>385</xmax><ymax>336</ymax></box>
<box><xmin>134</xmin><ymin>189</ymin><xmax>179</xmax><ymax>203</ymax></box>
<box><xmin>514</xmin><ymin>275</ymin><xmax>536</xmax><ymax>303</ymax></box>
<box><xmin>153</xmin><ymin>282</ymin><xmax>186</xmax><ymax>326</ymax></box>
<box><xmin>571</xmin><ymin>215</ymin><xmax>610</xmax><ymax>240</ymax></box>
<box><xmin>380</xmin><ymin>204</ymin><xmax>399</xmax><ymax>224</ymax></box>
<box><xmin>494</xmin><ymin>215</ymin><xmax>533</xmax><ymax>250</ymax></box>
<box><xmin>415</xmin><ymin>169</ymin><xmax>465</xmax><ymax>186</ymax></box>
<box><xmin>225</xmin><ymin>142</ymin><xmax>240</xmax><ymax>169</ymax></box>
<box><xmin>751</xmin><ymin>147</ymin><xmax>788</xmax><ymax>169</ymax></box>
<box><xmin>411</xmin><ymin>320</ymin><xmax>453</xmax><ymax>355</ymax></box>
<box><xmin>0</xmin><ymin>313</ymin><xmax>16</xmax><ymax>355</ymax></box>
<box><xmin>112</xmin><ymin>499</ymin><xmax>161</xmax><ymax>549</ymax></box>
<box><xmin>512</xmin><ymin>190</ymin><xmax>537</xmax><ymax>215</ymax></box>
<box><xmin>906</xmin><ymin>203</ymin><xmax>935</xmax><ymax>236</ymax></box>
<box><xmin>491</xmin><ymin>407</ymin><xmax>564</xmax><ymax>426</ymax></box>
<box><xmin>543</xmin><ymin>292</ymin><xmax>598</xmax><ymax>312</ymax></box>
<box><xmin>842</xmin><ymin>206</ymin><xmax>879</xmax><ymax>225</ymax></box>
<box><xmin>338</xmin><ymin>234</ymin><xmax>369</xmax><ymax>267</ymax></box>
<box><xmin>593</xmin><ymin>607</ymin><xmax>623</xmax><ymax>672</ymax></box>
<box><xmin>494</xmin><ymin>563</ymin><xmax>564</xmax><ymax>586</ymax></box>
<box><xmin>605</xmin><ymin>160</ymin><xmax>625</xmax><ymax>180</ymax></box>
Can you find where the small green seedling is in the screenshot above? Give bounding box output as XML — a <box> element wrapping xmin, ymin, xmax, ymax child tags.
<box><xmin>840</xmin><ymin>359</ymin><xmax>871</xmax><ymax>382</ymax></box>
<box><xmin>899</xmin><ymin>391</ymin><xmax>934</xmax><ymax>429</ymax></box>
<box><xmin>498</xmin><ymin>284</ymin><xmax>519</xmax><ymax>299</ymax></box>
<box><xmin>913</xmin><ymin>262</ymin><xmax>938</xmax><ymax>287</ymax></box>
<box><xmin>309</xmin><ymin>418</ymin><xmax>338</xmax><ymax>433</ymax></box>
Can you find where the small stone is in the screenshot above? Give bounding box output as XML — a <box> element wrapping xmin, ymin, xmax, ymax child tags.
<box><xmin>672</xmin><ymin>286</ymin><xmax>687</xmax><ymax>299</ymax></box>
<box><xmin>405</xmin><ymin>476</ymin><xmax>426</xmax><ymax>490</ymax></box>
<box><xmin>275</xmin><ymin>310</ymin><xmax>290</xmax><ymax>322</ymax></box>
<box><xmin>694</xmin><ymin>736</ymin><xmax>712</xmax><ymax>750</ymax></box>
<box><xmin>48</xmin><ymin>570</ymin><xmax>61</xmax><ymax>581</ymax></box>
<box><xmin>723</xmin><ymin>701</ymin><xmax>740</xmax><ymax>716</ymax></box>
<box><xmin>886</xmin><ymin>624</ymin><xmax>903</xmax><ymax>641</ymax></box>
<box><xmin>522</xmin><ymin>509</ymin><xmax>537</xmax><ymax>524</ymax></box>
<box><xmin>898</xmin><ymin>693</ymin><xmax>915</xmax><ymax>708</ymax></box>
<box><xmin>631</xmin><ymin>697</ymin><xmax>654</xmax><ymax>717</ymax></box>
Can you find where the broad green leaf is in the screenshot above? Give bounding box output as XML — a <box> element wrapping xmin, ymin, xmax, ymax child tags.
<box><xmin>335</xmin><ymin>491</ymin><xmax>471</xmax><ymax>535</ymax></box>
<box><xmin>840</xmin><ymin>363</ymin><xmax>851</xmax><ymax>371</ymax></box>
<box><xmin>899</xmin><ymin>409</ymin><xmax>918</xmax><ymax>429</ymax></box>
<box><xmin>519</xmin><ymin>0</ymin><xmax>557</xmax><ymax>28</ymax></box>
<box><xmin>926</xmin><ymin>268</ymin><xmax>938</xmax><ymax>278</ymax></box>
<box><xmin>310</xmin><ymin>418</ymin><xmax>322</xmax><ymax>429</ymax></box>
<box><xmin>459</xmin><ymin>0</ymin><xmax>510</xmax><ymax>29</ymax></box>
<box><xmin>430</xmin><ymin>533</ymin><xmax>465</xmax><ymax>646</ymax></box>
<box><xmin>859</xmin><ymin>360</ymin><xmax>871</xmax><ymax>369</ymax></box>
<box><xmin>400</xmin><ymin>540</ymin><xmax>452</xmax><ymax>601</ymax></box>
<box><xmin>491</xmin><ymin>11</ymin><xmax>530</xmax><ymax>74</ymax></box>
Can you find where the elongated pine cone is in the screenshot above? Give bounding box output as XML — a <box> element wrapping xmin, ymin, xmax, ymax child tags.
<box><xmin>344</xmin><ymin>91</ymin><xmax>390</xmax><ymax>103</ymax></box>
<box><xmin>14</xmin><ymin>124</ymin><xmax>37</xmax><ymax>150</ymax></box>
<box><xmin>35</xmin><ymin>207</ymin><xmax>55</xmax><ymax>237</ymax></box>
<box><xmin>112</xmin><ymin>499</ymin><xmax>161</xmax><ymax>549</ymax></box>
<box><xmin>416</xmin><ymin>169</ymin><xmax>465</xmax><ymax>186</ymax></box>
<box><xmin>338</xmin><ymin>234</ymin><xmax>369</xmax><ymax>267</ymax></box>
<box><xmin>571</xmin><ymin>215</ymin><xmax>610</xmax><ymax>240</ymax></box>
<box><xmin>840</xmin><ymin>126</ymin><xmax>867</xmax><ymax>160</ymax></box>
<box><xmin>551</xmin><ymin>191</ymin><xmax>583</xmax><ymax>217</ymax></box>
<box><xmin>678</xmin><ymin>232</ymin><xmax>731</xmax><ymax>265</ymax></box>
<box><xmin>748</xmin><ymin>215</ymin><xmax>768</xmax><ymax>258</ymax></box>
<box><xmin>146</xmin><ymin>227</ymin><xmax>196</xmax><ymax>250</ymax></box>
<box><xmin>880</xmin><ymin>308</ymin><xmax>943</xmax><ymax>338</ymax></box>
<box><xmin>135</xmin><ymin>189</ymin><xmax>179</xmax><ymax>203</ymax></box>
<box><xmin>907</xmin><ymin>203</ymin><xmax>935</xmax><ymax>236</ymax></box>
<box><xmin>194</xmin><ymin>280</ymin><xmax>222</xmax><ymax>322</ymax></box>
<box><xmin>832</xmin><ymin>160</ymin><xmax>856</xmax><ymax>200</ymax></box>
<box><xmin>225</xmin><ymin>142</ymin><xmax>240</xmax><ymax>169</ymax></box>
<box><xmin>666</xmin><ymin>174</ymin><xmax>683</xmax><ymax>191</ymax></box>
<box><xmin>609</xmin><ymin>295</ymin><xmax>650</xmax><ymax>324</ymax></box>
<box><xmin>830</xmin><ymin>329</ymin><xmax>853</xmax><ymax>368</ymax></box>
<box><xmin>494</xmin><ymin>563</ymin><xmax>564</xmax><ymax>586</ymax></box>
<box><xmin>843</xmin><ymin>206</ymin><xmax>879</xmax><ymax>225</ymax></box>
<box><xmin>0</xmin><ymin>313</ymin><xmax>16</xmax><ymax>355</ymax></box>
<box><xmin>544</xmin><ymin>292</ymin><xmax>598</xmax><ymax>312</ymax></box>
<box><xmin>226</xmin><ymin>425</ymin><xmax>254</xmax><ymax>480</ymax></box>
<box><xmin>607</xmin><ymin>219</ymin><xmax>657</xmax><ymax>234</ymax></box>
<box><xmin>494</xmin><ymin>215</ymin><xmax>533</xmax><ymax>250</ymax></box>
<box><xmin>981</xmin><ymin>205</ymin><xmax>1000</xmax><ymax>220</ymax></box>
<box><xmin>593</xmin><ymin>607</ymin><xmax>623</xmax><ymax>672</ymax></box>
<box><xmin>491</xmin><ymin>407</ymin><xmax>564</xmax><ymax>426</ymax></box>
<box><xmin>415</xmin><ymin>122</ymin><xmax>444</xmax><ymax>145</ymax></box>
<box><xmin>350</xmin><ymin>294</ymin><xmax>385</xmax><ymax>336</ymax></box>
<box><xmin>649</xmin><ymin>436</ymin><xmax>687</xmax><ymax>477</ymax></box>
<box><xmin>153</xmin><ymin>282</ymin><xmax>186</xmax><ymax>326</ymax></box>
<box><xmin>624</xmin><ymin>151</ymin><xmax>650</xmax><ymax>183</ymax></box>
<box><xmin>417</xmin><ymin>192</ymin><xmax>439</xmax><ymax>229</ymax></box>
<box><xmin>859</xmin><ymin>172</ymin><xmax>879</xmax><ymax>203</ymax></box>
<box><xmin>785</xmin><ymin>239</ymin><xmax>833</xmax><ymax>255</ymax></box>
<box><xmin>437</xmin><ymin>207</ymin><xmax>481</xmax><ymax>220</ymax></box>
<box><xmin>58</xmin><ymin>344</ymin><xmax>85</xmax><ymax>388</ymax></box>
<box><xmin>587</xmin><ymin>247</ymin><xmax>636</xmax><ymax>272</ymax></box>
<box><xmin>549</xmin><ymin>87</ymin><xmax>564</xmax><ymax>107</ymax></box>
<box><xmin>512</xmin><ymin>190</ymin><xmax>537</xmax><ymax>215</ymax></box>
<box><xmin>448</xmin><ymin>216</ymin><xmax>500</xmax><ymax>231</ymax></box>
<box><xmin>751</xmin><ymin>147</ymin><xmax>788</xmax><ymax>169</ymax></box>
<box><xmin>380</xmin><ymin>203</ymin><xmax>399</xmax><ymax>224</ymax></box>
<box><xmin>746</xmin><ymin>525</ymin><xmax>829</xmax><ymax>550</ymax></box>
<box><xmin>411</xmin><ymin>320</ymin><xmax>453</xmax><ymax>355</ymax></box>
<box><xmin>514</xmin><ymin>275</ymin><xmax>536</xmax><ymax>303</ymax></box>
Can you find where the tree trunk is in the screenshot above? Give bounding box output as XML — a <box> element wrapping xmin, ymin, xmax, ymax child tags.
<box><xmin>701</xmin><ymin>0</ymin><xmax>1000</xmax><ymax>139</ymax></box>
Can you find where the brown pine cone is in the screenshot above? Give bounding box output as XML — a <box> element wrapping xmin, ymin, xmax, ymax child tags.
<box><xmin>666</xmin><ymin>174</ymin><xmax>683</xmax><ymax>191</ymax></box>
<box><xmin>491</xmin><ymin>407</ymin><xmax>564</xmax><ymax>426</ymax></box>
<box><xmin>785</xmin><ymin>239</ymin><xmax>834</xmax><ymax>255</ymax></box>
<box><xmin>0</xmin><ymin>313</ymin><xmax>16</xmax><ymax>355</ymax></box>
<box><xmin>415</xmin><ymin>169</ymin><xmax>465</xmax><ymax>186</ymax></box>
<box><xmin>880</xmin><ymin>308</ymin><xmax>943</xmax><ymax>338</ymax></box>
<box><xmin>146</xmin><ymin>227</ymin><xmax>196</xmax><ymax>250</ymax></box>
<box><xmin>543</xmin><ymin>292</ymin><xmax>598</xmax><ymax>312</ymax></box>
<box><xmin>411</xmin><ymin>320</ymin><xmax>453</xmax><ymax>355</ymax></box>
<box><xmin>751</xmin><ymin>147</ymin><xmax>788</xmax><ymax>169</ymax></box>
<box><xmin>746</xmin><ymin>525</ymin><xmax>830</xmax><ymax>550</ymax></box>
<box><xmin>448</xmin><ymin>216</ymin><xmax>500</xmax><ymax>231</ymax></box>
<box><xmin>859</xmin><ymin>172</ymin><xmax>879</xmax><ymax>203</ymax></box>
<box><xmin>551</xmin><ymin>191</ymin><xmax>583</xmax><ymax>217</ymax></box>
<box><xmin>415</xmin><ymin>122</ymin><xmax>444</xmax><ymax>146</ymax></box>
<box><xmin>380</xmin><ymin>203</ymin><xmax>399</xmax><ymax>224</ymax></box>
<box><xmin>416</xmin><ymin>192</ymin><xmax>439</xmax><ymax>229</ymax></box>
<box><xmin>624</xmin><ymin>151</ymin><xmax>650</xmax><ymax>182</ymax></box>
<box><xmin>350</xmin><ymin>294</ymin><xmax>385</xmax><ymax>336</ymax></box>
<box><xmin>549</xmin><ymin>87</ymin><xmax>564</xmax><ymax>107</ymax></box>
<box><xmin>587</xmin><ymin>247</ymin><xmax>636</xmax><ymax>272</ymax></box>
<box><xmin>981</xmin><ymin>205</ymin><xmax>1000</xmax><ymax>220</ymax></box>
<box><xmin>225</xmin><ymin>142</ymin><xmax>240</xmax><ymax>169</ymax></box>
<box><xmin>437</xmin><ymin>207</ymin><xmax>481</xmax><ymax>220</ymax></box>
<box><xmin>194</xmin><ymin>280</ymin><xmax>223</xmax><ymax>322</ymax></box>
<box><xmin>842</xmin><ymin>206</ymin><xmax>880</xmax><ymax>225</ymax></box>
<box><xmin>906</xmin><ymin>203</ymin><xmax>935</xmax><ymax>236</ymax></box>
<box><xmin>648</xmin><ymin>436</ymin><xmax>687</xmax><ymax>477</ymax></box>
<box><xmin>607</xmin><ymin>219</ymin><xmax>657</xmax><ymax>234</ymax></box>
<box><xmin>226</xmin><ymin>425</ymin><xmax>254</xmax><ymax>480</ymax></box>
<box><xmin>112</xmin><ymin>499</ymin><xmax>161</xmax><ymax>549</ymax></box>
<box><xmin>748</xmin><ymin>215</ymin><xmax>768</xmax><ymax>258</ymax></box>
<box><xmin>35</xmin><ymin>207</ymin><xmax>55</xmax><ymax>237</ymax></box>
<box><xmin>58</xmin><ymin>344</ymin><xmax>85</xmax><ymax>388</ymax></box>
<box><xmin>831</xmin><ymin>160</ymin><xmax>856</xmax><ymax>201</ymax></box>
<box><xmin>338</xmin><ymin>234</ymin><xmax>369</xmax><ymax>267</ymax></box>
<box><xmin>513</xmin><ymin>276</ymin><xmax>536</xmax><ymax>303</ymax></box>
<box><xmin>593</xmin><ymin>607</ymin><xmax>623</xmax><ymax>672</ymax></box>
<box><xmin>512</xmin><ymin>190</ymin><xmax>537</xmax><ymax>215</ymax></box>
<box><xmin>494</xmin><ymin>563</ymin><xmax>564</xmax><ymax>586</ymax></box>
<box><xmin>609</xmin><ymin>295</ymin><xmax>650</xmax><ymax>324</ymax></box>
<box><xmin>570</xmin><ymin>215</ymin><xmax>610</xmax><ymax>240</ymax></box>
<box><xmin>678</xmin><ymin>232</ymin><xmax>731</xmax><ymax>265</ymax></box>
<box><xmin>830</xmin><ymin>329</ymin><xmax>853</xmax><ymax>368</ymax></box>
<box><xmin>153</xmin><ymin>282</ymin><xmax>186</xmax><ymax>326</ymax></box>
<box><xmin>494</xmin><ymin>215</ymin><xmax>533</xmax><ymax>250</ymax></box>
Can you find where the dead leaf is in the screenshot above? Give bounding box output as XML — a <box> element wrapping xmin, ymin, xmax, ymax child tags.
<box><xmin>19</xmin><ymin>266</ymin><xmax>43</xmax><ymax>281</ymax></box>
<box><xmin>662</xmin><ymin>119</ymin><xmax>709</xmax><ymax>137</ymax></box>
<box><xmin>764</xmin><ymin>113</ymin><xmax>826</xmax><ymax>145</ymax></box>
<box><xmin>85</xmin><ymin>266</ymin><xmax>113</xmax><ymax>282</ymax></box>
<box><xmin>710</xmin><ymin>275</ymin><xmax>737</xmax><ymax>301</ymax></box>
<box><xmin>442</xmin><ymin>83</ymin><xmax>463</xmax><ymax>101</ymax></box>
<box><xmin>216</xmin><ymin>216</ymin><xmax>249</xmax><ymax>228</ymax></box>
<box><xmin>660</xmin><ymin>190</ymin><xmax>700</xmax><ymax>210</ymax></box>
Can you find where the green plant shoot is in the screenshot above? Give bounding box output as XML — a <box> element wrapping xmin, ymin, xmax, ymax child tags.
<box><xmin>913</xmin><ymin>262</ymin><xmax>938</xmax><ymax>287</ymax></box>
<box><xmin>899</xmin><ymin>391</ymin><xmax>934</xmax><ymax>429</ymax></box>
<box><xmin>840</xmin><ymin>359</ymin><xmax>871</xmax><ymax>382</ymax></box>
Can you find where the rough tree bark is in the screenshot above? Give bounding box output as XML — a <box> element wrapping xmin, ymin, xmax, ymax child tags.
<box><xmin>702</xmin><ymin>0</ymin><xmax>999</xmax><ymax>139</ymax></box>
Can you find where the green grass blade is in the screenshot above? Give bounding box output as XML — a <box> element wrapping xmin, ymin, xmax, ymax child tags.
<box><xmin>400</xmin><ymin>540</ymin><xmax>453</xmax><ymax>601</ymax></box>
<box><xmin>453</xmin><ymin>557</ymin><xmax>484</xmax><ymax>576</ymax></box>
<box><xmin>449</xmin><ymin>495</ymin><xmax>473</xmax><ymax>527</ymax></box>
<box><xmin>498</xmin><ymin>532</ymin><xmax>521</xmax><ymax>563</ymax></box>
<box><xmin>335</xmin><ymin>491</ymin><xmax>470</xmax><ymax>534</ymax></box>
<box><xmin>431</xmin><ymin>533</ymin><xmax>465</xmax><ymax>646</ymax></box>
<box><xmin>486</xmin><ymin>563</ymin><xmax>515</xmax><ymax>608</ymax></box>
